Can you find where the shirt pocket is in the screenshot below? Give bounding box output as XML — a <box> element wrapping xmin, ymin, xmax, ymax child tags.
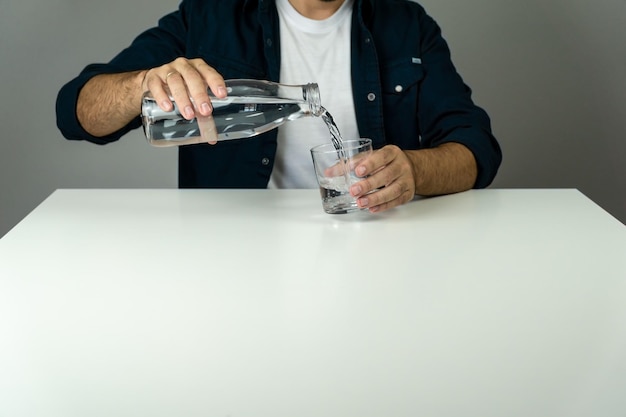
<box><xmin>380</xmin><ymin>59</ymin><xmax>425</xmax><ymax>148</ymax></box>
<box><xmin>381</xmin><ymin>58</ymin><xmax>424</xmax><ymax>97</ymax></box>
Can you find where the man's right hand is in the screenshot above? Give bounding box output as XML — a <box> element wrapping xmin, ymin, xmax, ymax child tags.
<box><xmin>141</xmin><ymin>57</ymin><xmax>227</xmax><ymax>120</ymax></box>
<box><xmin>77</xmin><ymin>58</ymin><xmax>226</xmax><ymax>138</ymax></box>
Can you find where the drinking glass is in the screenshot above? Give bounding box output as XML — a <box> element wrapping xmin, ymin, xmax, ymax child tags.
<box><xmin>310</xmin><ymin>138</ymin><xmax>373</xmax><ymax>214</ymax></box>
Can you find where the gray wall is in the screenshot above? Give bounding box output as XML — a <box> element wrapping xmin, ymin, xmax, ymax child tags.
<box><xmin>1</xmin><ymin>0</ymin><xmax>624</xmax><ymax>238</ymax></box>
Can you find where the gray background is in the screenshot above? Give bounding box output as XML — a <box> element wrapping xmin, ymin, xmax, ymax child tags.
<box><xmin>1</xmin><ymin>0</ymin><xmax>624</xmax><ymax>238</ymax></box>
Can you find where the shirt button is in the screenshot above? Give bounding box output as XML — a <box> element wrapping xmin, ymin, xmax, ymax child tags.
<box><xmin>367</xmin><ymin>93</ymin><xmax>376</xmax><ymax>102</ymax></box>
<box><xmin>266</xmin><ymin>38</ymin><xmax>273</xmax><ymax>47</ymax></box>
<box><xmin>365</xmin><ymin>37</ymin><xmax>371</xmax><ymax>44</ymax></box>
<box><xmin>395</xmin><ymin>85</ymin><xmax>403</xmax><ymax>93</ymax></box>
<box><xmin>261</xmin><ymin>157</ymin><xmax>270</xmax><ymax>166</ymax></box>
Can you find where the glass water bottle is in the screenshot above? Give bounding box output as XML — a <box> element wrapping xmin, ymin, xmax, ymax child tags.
<box><xmin>142</xmin><ymin>79</ymin><xmax>322</xmax><ymax>147</ymax></box>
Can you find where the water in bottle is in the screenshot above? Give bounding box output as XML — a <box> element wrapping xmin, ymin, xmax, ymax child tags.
<box><xmin>142</xmin><ymin>79</ymin><xmax>323</xmax><ymax>147</ymax></box>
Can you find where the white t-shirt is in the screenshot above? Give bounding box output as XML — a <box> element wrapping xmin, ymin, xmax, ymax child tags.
<box><xmin>268</xmin><ymin>0</ymin><xmax>359</xmax><ymax>189</ymax></box>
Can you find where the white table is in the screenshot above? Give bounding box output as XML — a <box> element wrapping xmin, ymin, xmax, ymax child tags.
<box><xmin>1</xmin><ymin>189</ymin><xmax>625</xmax><ymax>417</ymax></box>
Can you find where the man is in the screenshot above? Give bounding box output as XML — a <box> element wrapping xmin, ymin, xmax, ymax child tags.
<box><xmin>56</xmin><ymin>0</ymin><xmax>502</xmax><ymax>213</ymax></box>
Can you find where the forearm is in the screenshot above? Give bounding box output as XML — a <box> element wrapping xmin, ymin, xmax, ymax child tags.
<box><xmin>405</xmin><ymin>142</ymin><xmax>478</xmax><ymax>196</ymax></box>
<box><xmin>76</xmin><ymin>71</ymin><xmax>147</xmax><ymax>137</ymax></box>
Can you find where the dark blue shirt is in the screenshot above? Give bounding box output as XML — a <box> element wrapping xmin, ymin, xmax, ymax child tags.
<box><xmin>56</xmin><ymin>0</ymin><xmax>502</xmax><ymax>189</ymax></box>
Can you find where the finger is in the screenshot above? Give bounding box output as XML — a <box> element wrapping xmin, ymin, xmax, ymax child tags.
<box><xmin>163</xmin><ymin>69</ymin><xmax>196</xmax><ymax>120</ymax></box>
<box><xmin>196</xmin><ymin>114</ymin><xmax>218</xmax><ymax>145</ymax></box>
<box><xmin>350</xmin><ymin>161</ymin><xmax>400</xmax><ymax>197</ymax></box>
<box><xmin>350</xmin><ymin>162</ymin><xmax>412</xmax><ymax>207</ymax></box>
<box><xmin>350</xmin><ymin>146</ymin><xmax>418</xmax><ymax>212</ymax></box>
<box><xmin>357</xmin><ymin>181</ymin><xmax>413</xmax><ymax>213</ymax></box>
<box><xmin>347</xmin><ymin>153</ymin><xmax>371</xmax><ymax>177</ymax></box>
<box><xmin>144</xmin><ymin>69</ymin><xmax>174</xmax><ymax>112</ymax></box>
<box><xmin>368</xmin><ymin>187</ymin><xmax>415</xmax><ymax>213</ymax></box>
<box><xmin>356</xmin><ymin>146</ymin><xmax>414</xmax><ymax>194</ymax></box>
<box><xmin>353</xmin><ymin>147</ymin><xmax>388</xmax><ymax>179</ymax></box>
<box><xmin>191</xmin><ymin>59</ymin><xmax>227</xmax><ymax>99</ymax></box>
<box><xmin>176</xmin><ymin>59</ymin><xmax>216</xmax><ymax>117</ymax></box>
<box><xmin>323</xmin><ymin>160</ymin><xmax>350</xmax><ymax>178</ymax></box>
<box><xmin>159</xmin><ymin>57</ymin><xmax>209</xmax><ymax>120</ymax></box>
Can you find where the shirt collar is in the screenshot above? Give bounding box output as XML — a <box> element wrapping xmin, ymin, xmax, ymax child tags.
<box><xmin>253</xmin><ymin>0</ymin><xmax>370</xmax><ymax>13</ymax></box>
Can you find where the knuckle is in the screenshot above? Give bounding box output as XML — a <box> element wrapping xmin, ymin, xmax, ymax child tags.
<box><xmin>382</xmin><ymin>169</ymin><xmax>396</xmax><ymax>186</ymax></box>
<box><xmin>391</xmin><ymin>182</ymin><xmax>405</xmax><ymax>199</ymax></box>
<box><xmin>146</xmin><ymin>73</ymin><xmax>159</xmax><ymax>87</ymax></box>
<box><xmin>360</xmin><ymin>177</ymin><xmax>374</xmax><ymax>193</ymax></box>
<box><xmin>400</xmin><ymin>189</ymin><xmax>412</xmax><ymax>204</ymax></box>
<box><xmin>147</xmin><ymin>69</ymin><xmax>162</xmax><ymax>83</ymax></box>
<box><xmin>384</xmin><ymin>144</ymin><xmax>400</xmax><ymax>157</ymax></box>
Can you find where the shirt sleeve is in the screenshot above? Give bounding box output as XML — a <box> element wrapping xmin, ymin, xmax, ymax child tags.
<box><xmin>417</xmin><ymin>9</ymin><xmax>502</xmax><ymax>188</ymax></box>
<box><xmin>55</xmin><ymin>3</ymin><xmax>190</xmax><ymax>144</ymax></box>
